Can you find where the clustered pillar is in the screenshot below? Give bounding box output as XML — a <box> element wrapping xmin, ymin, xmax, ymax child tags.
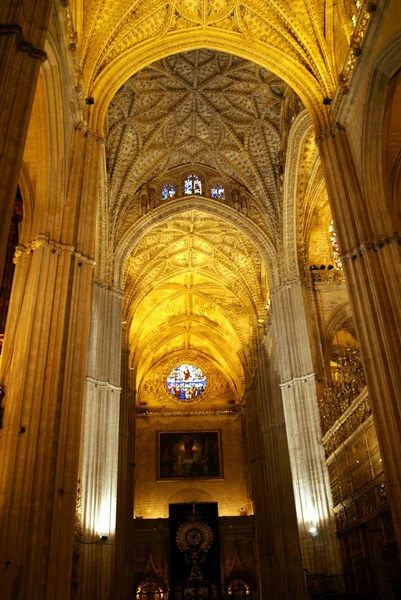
<box><xmin>0</xmin><ymin>0</ymin><xmax>52</xmax><ymax>283</ymax></box>
<box><xmin>244</xmin><ymin>333</ymin><xmax>307</xmax><ymax>599</ymax></box>
<box><xmin>77</xmin><ymin>281</ymin><xmax>123</xmax><ymax>599</ymax></box>
<box><xmin>0</xmin><ymin>128</ymin><xmax>102</xmax><ymax>599</ymax></box>
<box><xmin>114</xmin><ymin>324</ymin><xmax>136</xmax><ymax>599</ymax></box>
<box><xmin>318</xmin><ymin>124</ymin><xmax>401</xmax><ymax>551</ymax></box>
<box><xmin>271</xmin><ymin>280</ymin><xmax>341</xmax><ymax>575</ymax></box>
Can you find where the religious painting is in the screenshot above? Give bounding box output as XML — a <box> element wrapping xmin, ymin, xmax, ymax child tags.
<box><xmin>158</xmin><ymin>431</ymin><xmax>222</xmax><ymax>479</ymax></box>
<box><xmin>167</xmin><ymin>364</ymin><xmax>207</xmax><ymax>401</ymax></box>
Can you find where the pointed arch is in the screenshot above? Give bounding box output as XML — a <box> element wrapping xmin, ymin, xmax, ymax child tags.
<box><xmin>282</xmin><ymin>110</ymin><xmax>314</xmax><ymax>277</ymax></box>
<box><xmin>89</xmin><ymin>30</ymin><xmax>330</xmax><ymax>137</ymax></box>
<box><xmin>362</xmin><ymin>31</ymin><xmax>401</xmax><ymax>231</ymax></box>
<box><xmin>114</xmin><ymin>196</ymin><xmax>280</xmax><ymax>290</ymax></box>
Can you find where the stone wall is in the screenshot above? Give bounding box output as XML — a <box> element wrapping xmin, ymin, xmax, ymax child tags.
<box><xmin>135</xmin><ymin>412</ymin><xmax>249</xmax><ymax>519</ymax></box>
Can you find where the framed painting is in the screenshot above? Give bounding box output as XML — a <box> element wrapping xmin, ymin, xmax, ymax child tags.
<box><xmin>158</xmin><ymin>431</ymin><xmax>222</xmax><ymax>480</ymax></box>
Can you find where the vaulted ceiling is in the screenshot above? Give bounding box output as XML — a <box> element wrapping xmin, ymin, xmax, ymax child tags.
<box><xmin>80</xmin><ymin>0</ymin><xmax>353</xmax><ymax>126</ymax></box>
<box><xmin>125</xmin><ymin>209</ymin><xmax>267</xmax><ymax>403</ymax></box>
<box><xmin>104</xmin><ymin>48</ymin><xmax>323</xmax><ymax>406</ymax></box>
<box><xmin>106</xmin><ymin>49</ymin><xmax>303</xmax><ymax>248</ymax></box>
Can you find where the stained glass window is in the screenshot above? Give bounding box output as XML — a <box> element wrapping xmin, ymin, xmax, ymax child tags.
<box><xmin>161</xmin><ymin>183</ymin><xmax>176</xmax><ymax>201</ymax></box>
<box><xmin>167</xmin><ymin>364</ymin><xmax>207</xmax><ymax>400</ymax></box>
<box><xmin>329</xmin><ymin>220</ymin><xmax>343</xmax><ymax>269</ymax></box>
<box><xmin>211</xmin><ymin>184</ymin><xmax>225</xmax><ymax>200</ymax></box>
<box><xmin>184</xmin><ymin>174</ymin><xmax>202</xmax><ymax>196</ymax></box>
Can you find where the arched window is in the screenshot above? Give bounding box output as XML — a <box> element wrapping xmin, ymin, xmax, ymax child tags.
<box><xmin>211</xmin><ymin>184</ymin><xmax>225</xmax><ymax>200</ymax></box>
<box><xmin>161</xmin><ymin>183</ymin><xmax>176</xmax><ymax>201</ymax></box>
<box><xmin>184</xmin><ymin>174</ymin><xmax>202</xmax><ymax>195</ymax></box>
<box><xmin>136</xmin><ymin>581</ymin><xmax>163</xmax><ymax>600</ymax></box>
<box><xmin>329</xmin><ymin>220</ymin><xmax>342</xmax><ymax>269</ymax></box>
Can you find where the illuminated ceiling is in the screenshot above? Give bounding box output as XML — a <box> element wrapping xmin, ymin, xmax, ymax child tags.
<box><xmin>105</xmin><ymin>49</ymin><xmax>321</xmax><ymax>407</ymax></box>
<box><xmin>125</xmin><ymin>209</ymin><xmax>267</xmax><ymax>404</ymax></box>
<box><xmin>106</xmin><ymin>50</ymin><xmax>287</xmax><ymax>405</ymax></box>
<box><xmin>106</xmin><ymin>49</ymin><xmax>303</xmax><ymax>247</ymax></box>
<box><xmin>80</xmin><ymin>0</ymin><xmax>348</xmax><ymax>130</ymax></box>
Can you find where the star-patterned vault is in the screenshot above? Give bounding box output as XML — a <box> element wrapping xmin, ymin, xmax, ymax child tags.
<box><xmin>125</xmin><ymin>209</ymin><xmax>268</xmax><ymax>405</ymax></box>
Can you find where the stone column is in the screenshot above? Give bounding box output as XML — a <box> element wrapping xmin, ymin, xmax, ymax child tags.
<box><xmin>244</xmin><ymin>334</ymin><xmax>306</xmax><ymax>599</ymax></box>
<box><xmin>0</xmin><ymin>0</ymin><xmax>52</xmax><ymax>282</ymax></box>
<box><xmin>0</xmin><ymin>128</ymin><xmax>102</xmax><ymax>599</ymax></box>
<box><xmin>318</xmin><ymin>125</ymin><xmax>401</xmax><ymax>550</ymax></box>
<box><xmin>114</xmin><ymin>324</ymin><xmax>135</xmax><ymax>599</ymax></box>
<box><xmin>271</xmin><ymin>280</ymin><xmax>341</xmax><ymax>574</ymax></box>
<box><xmin>77</xmin><ymin>281</ymin><xmax>122</xmax><ymax>600</ymax></box>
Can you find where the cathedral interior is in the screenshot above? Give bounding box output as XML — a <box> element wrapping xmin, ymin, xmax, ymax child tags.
<box><xmin>1</xmin><ymin>1</ymin><xmax>401</xmax><ymax>599</ymax></box>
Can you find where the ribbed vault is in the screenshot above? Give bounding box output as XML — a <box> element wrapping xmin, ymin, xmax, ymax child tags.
<box><xmin>124</xmin><ymin>209</ymin><xmax>268</xmax><ymax>405</ymax></box>
<box><xmin>106</xmin><ymin>49</ymin><xmax>303</xmax><ymax>251</ymax></box>
<box><xmin>79</xmin><ymin>0</ymin><xmax>349</xmax><ymax>133</ymax></box>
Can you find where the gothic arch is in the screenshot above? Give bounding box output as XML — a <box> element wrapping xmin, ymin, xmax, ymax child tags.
<box><xmin>114</xmin><ymin>197</ymin><xmax>280</xmax><ymax>290</ymax></box>
<box><xmin>282</xmin><ymin>110</ymin><xmax>314</xmax><ymax>277</ymax></box>
<box><xmin>322</xmin><ymin>303</ymin><xmax>355</xmax><ymax>368</ymax></box>
<box><xmin>362</xmin><ymin>31</ymin><xmax>401</xmax><ymax>232</ymax></box>
<box><xmin>18</xmin><ymin>163</ymin><xmax>34</xmax><ymax>245</ymax></box>
<box><xmin>89</xmin><ymin>31</ymin><xmax>331</xmax><ymax>137</ymax></box>
<box><xmin>20</xmin><ymin>32</ymin><xmax>69</xmax><ymax>244</ymax></box>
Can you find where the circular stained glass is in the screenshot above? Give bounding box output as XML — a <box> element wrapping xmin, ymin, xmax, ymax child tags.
<box><xmin>167</xmin><ymin>364</ymin><xmax>207</xmax><ymax>401</ymax></box>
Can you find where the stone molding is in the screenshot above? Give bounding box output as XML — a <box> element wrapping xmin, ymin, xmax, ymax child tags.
<box><xmin>339</xmin><ymin>232</ymin><xmax>401</xmax><ymax>262</ymax></box>
<box><xmin>282</xmin><ymin>110</ymin><xmax>314</xmax><ymax>280</ymax></box>
<box><xmin>85</xmin><ymin>376</ymin><xmax>122</xmax><ymax>393</ymax></box>
<box><xmin>310</xmin><ymin>270</ymin><xmax>346</xmax><ymax>283</ymax></box>
<box><xmin>315</xmin><ymin>122</ymin><xmax>346</xmax><ymax>146</ymax></box>
<box><xmin>279</xmin><ymin>372</ymin><xmax>316</xmax><ymax>389</ymax></box>
<box><xmin>136</xmin><ymin>405</ymin><xmax>239</xmax><ymax>417</ymax></box>
<box><xmin>0</xmin><ymin>23</ymin><xmax>47</xmax><ymax>62</ymax></box>
<box><xmin>323</xmin><ymin>389</ymin><xmax>371</xmax><ymax>460</ymax></box>
<box><xmin>270</xmin><ymin>276</ymin><xmax>302</xmax><ymax>295</ymax></box>
<box><xmin>74</xmin><ymin>120</ymin><xmax>104</xmax><ymax>145</ymax></box>
<box><xmin>93</xmin><ymin>279</ymin><xmax>123</xmax><ymax>298</ymax></box>
<box><xmin>14</xmin><ymin>234</ymin><xmax>96</xmax><ymax>266</ymax></box>
<box><xmin>337</xmin><ymin>2</ymin><xmax>377</xmax><ymax>90</ymax></box>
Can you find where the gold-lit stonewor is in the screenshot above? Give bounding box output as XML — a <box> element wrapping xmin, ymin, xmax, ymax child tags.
<box><xmin>0</xmin><ymin>1</ymin><xmax>401</xmax><ymax>599</ymax></box>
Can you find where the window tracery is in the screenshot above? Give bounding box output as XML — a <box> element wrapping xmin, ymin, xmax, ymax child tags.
<box><xmin>211</xmin><ymin>184</ymin><xmax>225</xmax><ymax>200</ymax></box>
<box><xmin>167</xmin><ymin>364</ymin><xmax>207</xmax><ymax>400</ymax></box>
<box><xmin>161</xmin><ymin>183</ymin><xmax>176</xmax><ymax>201</ymax></box>
<box><xmin>184</xmin><ymin>174</ymin><xmax>202</xmax><ymax>196</ymax></box>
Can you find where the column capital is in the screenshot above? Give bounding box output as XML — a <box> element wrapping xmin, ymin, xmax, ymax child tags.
<box><xmin>93</xmin><ymin>279</ymin><xmax>124</xmax><ymax>298</ymax></box>
<box><xmin>0</xmin><ymin>23</ymin><xmax>47</xmax><ymax>62</ymax></box>
<box><xmin>74</xmin><ymin>120</ymin><xmax>105</xmax><ymax>145</ymax></box>
<box><xmin>14</xmin><ymin>234</ymin><xmax>96</xmax><ymax>266</ymax></box>
<box><xmin>270</xmin><ymin>275</ymin><xmax>302</xmax><ymax>296</ymax></box>
<box><xmin>314</xmin><ymin>122</ymin><xmax>346</xmax><ymax>147</ymax></box>
<box><xmin>340</xmin><ymin>231</ymin><xmax>401</xmax><ymax>262</ymax></box>
<box><xmin>279</xmin><ymin>372</ymin><xmax>316</xmax><ymax>389</ymax></box>
<box><xmin>85</xmin><ymin>376</ymin><xmax>122</xmax><ymax>393</ymax></box>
